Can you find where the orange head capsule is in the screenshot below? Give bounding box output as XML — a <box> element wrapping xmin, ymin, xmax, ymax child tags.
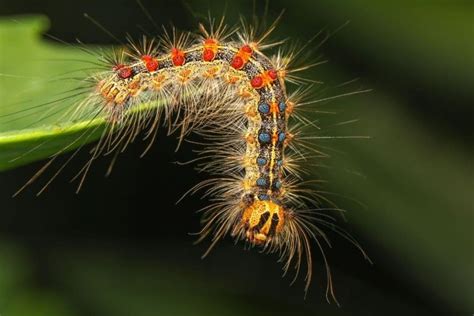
<box><xmin>242</xmin><ymin>200</ymin><xmax>285</xmax><ymax>245</ymax></box>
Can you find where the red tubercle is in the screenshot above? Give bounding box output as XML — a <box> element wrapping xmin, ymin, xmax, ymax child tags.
<box><xmin>203</xmin><ymin>49</ymin><xmax>215</xmax><ymax>62</ymax></box>
<box><xmin>231</xmin><ymin>44</ymin><xmax>254</xmax><ymax>70</ymax></box>
<box><xmin>172</xmin><ymin>55</ymin><xmax>185</xmax><ymax>66</ymax></box>
<box><xmin>146</xmin><ymin>59</ymin><xmax>159</xmax><ymax>72</ymax></box>
<box><xmin>203</xmin><ymin>38</ymin><xmax>218</xmax><ymax>62</ymax></box>
<box><xmin>141</xmin><ymin>55</ymin><xmax>159</xmax><ymax>72</ymax></box>
<box><xmin>241</xmin><ymin>44</ymin><xmax>253</xmax><ymax>54</ymax></box>
<box><xmin>113</xmin><ymin>64</ymin><xmax>133</xmax><ymax>79</ymax></box>
<box><xmin>250</xmin><ymin>75</ymin><xmax>263</xmax><ymax>89</ymax></box>
<box><xmin>171</xmin><ymin>48</ymin><xmax>186</xmax><ymax>66</ymax></box>
<box><xmin>231</xmin><ymin>56</ymin><xmax>244</xmax><ymax>69</ymax></box>
<box><xmin>250</xmin><ymin>69</ymin><xmax>278</xmax><ymax>89</ymax></box>
<box><xmin>267</xmin><ymin>69</ymin><xmax>278</xmax><ymax>80</ymax></box>
<box><xmin>118</xmin><ymin>67</ymin><xmax>133</xmax><ymax>79</ymax></box>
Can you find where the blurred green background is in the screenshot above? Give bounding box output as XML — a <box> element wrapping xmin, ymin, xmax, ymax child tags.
<box><xmin>0</xmin><ymin>0</ymin><xmax>472</xmax><ymax>315</ymax></box>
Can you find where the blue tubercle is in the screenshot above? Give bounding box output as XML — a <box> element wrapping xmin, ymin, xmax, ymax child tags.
<box><xmin>258</xmin><ymin>103</ymin><xmax>270</xmax><ymax>114</ymax></box>
<box><xmin>279</xmin><ymin>101</ymin><xmax>286</xmax><ymax>112</ymax></box>
<box><xmin>278</xmin><ymin>132</ymin><xmax>286</xmax><ymax>142</ymax></box>
<box><xmin>258</xmin><ymin>132</ymin><xmax>271</xmax><ymax>143</ymax></box>
<box><xmin>257</xmin><ymin>157</ymin><xmax>267</xmax><ymax>166</ymax></box>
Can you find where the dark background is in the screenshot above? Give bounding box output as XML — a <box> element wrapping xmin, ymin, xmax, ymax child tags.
<box><xmin>0</xmin><ymin>0</ymin><xmax>472</xmax><ymax>315</ymax></box>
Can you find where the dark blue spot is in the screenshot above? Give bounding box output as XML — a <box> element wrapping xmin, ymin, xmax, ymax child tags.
<box><xmin>258</xmin><ymin>103</ymin><xmax>270</xmax><ymax>114</ymax></box>
<box><xmin>257</xmin><ymin>157</ymin><xmax>267</xmax><ymax>166</ymax></box>
<box><xmin>278</xmin><ymin>132</ymin><xmax>286</xmax><ymax>142</ymax></box>
<box><xmin>258</xmin><ymin>132</ymin><xmax>271</xmax><ymax>143</ymax></box>
<box><xmin>279</xmin><ymin>101</ymin><xmax>286</xmax><ymax>112</ymax></box>
<box><xmin>274</xmin><ymin>180</ymin><xmax>282</xmax><ymax>189</ymax></box>
<box><xmin>258</xmin><ymin>194</ymin><xmax>269</xmax><ymax>200</ymax></box>
<box><xmin>276</xmin><ymin>159</ymin><xmax>283</xmax><ymax>166</ymax></box>
<box><xmin>256</xmin><ymin>178</ymin><xmax>267</xmax><ymax>186</ymax></box>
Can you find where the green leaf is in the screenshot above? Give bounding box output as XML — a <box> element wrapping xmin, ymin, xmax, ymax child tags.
<box><xmin>0</xmin><ymin>17</ymin><xmax>165</xmax><ymax>171</ymax></box>
<box><xmin>0</xmin><ymin>16</ymin><xmax>106</xmax><ymax>171</ymax></box>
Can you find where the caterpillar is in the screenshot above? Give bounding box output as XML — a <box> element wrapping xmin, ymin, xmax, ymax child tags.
<box><xmin>5</xmin><ymin>12</ymin><xmax>370</xmax><ymax>303</ymax></box>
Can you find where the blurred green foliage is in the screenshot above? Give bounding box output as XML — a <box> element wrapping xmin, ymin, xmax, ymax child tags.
<box><xmin>0</xmin><ymin>17</ymin><xmax>103</xmax><ymax>170</ymax></box>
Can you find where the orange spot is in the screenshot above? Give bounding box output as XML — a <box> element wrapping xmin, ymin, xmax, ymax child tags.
<box><xmin>269</xmin><ymin>102</ymin><xmax>279</xmax><ymax>113</ymax></box>
<box><xmin>179</xmin><ymin>69</ymin><xmax>192</xmax><ymax>82</ymax></box>
<box><xmin>128</xmin><ymin>78</ymin><xmax>140</xmax><ymax>89</ymax></box>
<box><xmin>225</xmin><ymin>74</ymin><xmax>240</xmax><ymax>84</ymax></box>
<box><xmin>278</xmin><ymin>69</ymin><xmax>287</xmax><ymax>79</ymax></box>
<box><xmin>286</xmin><ymin>101</ymin><xmax>295</xmax><ymax>114</ymax></box>
<box><xmin>245</xmin><ymin>104</ymin><xmax>257</xmax><ymax>117</ymax></box>
<box><xmin>204</xmin><ymin>66</ymin><xmax>219</xmax><ymax>78</ymax></box>
<box><xmin>272</xmin><ymin>132</ymin><xmax>279</xmax><ymax>142</ymax></box>
<box><xmin>204</xmin><ymin>38</ymin><xmax>218</xmax><ymax>45</ymax></box>
<box><xmin>99</xmin><ymin>81</ymin><xmax>113</xmax><ymax>97</ymax></box>
<box><xmin>152</xmin><ymin>74</ymin><xmax>166</xmax><ymax>89</ymax></box>
<box><xmin>239</xmin><ymin>88</ymin><xmax>253</xmax><ymax>99</ymax></box>
<box><xmin>128</xmin><ymin>78</ymin><xmax>142</xmax><ymax>96</ymax></box>
<box><xmin>284</xmin><ymin>132</ymin><xmax>294</xmax><ymax>145</ymax></box>
<box><xmin>245</xmin><ymin>133</ymin><xmax>255</xmax><ymax>144</ymax></box>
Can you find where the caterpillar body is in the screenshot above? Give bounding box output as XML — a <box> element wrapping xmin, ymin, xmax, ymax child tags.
<box><xmin>100</xmin><ymin>39</ymin><xmax>290</xmax><ymax>244</ymax></box>
<box><xmin>8</xmin><ymin>15</ymin><xmax>370</xmax><ymax>302</ymax></box>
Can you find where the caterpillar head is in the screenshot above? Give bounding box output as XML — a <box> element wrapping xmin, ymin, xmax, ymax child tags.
<box><xmin>241</xmin><ymin>200</ymin><xmax>285</xmax><ymax>245</ymax></box>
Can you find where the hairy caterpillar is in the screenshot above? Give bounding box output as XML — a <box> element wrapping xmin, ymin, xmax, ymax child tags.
<box><xmin>4</xmin><ymin>12</ymin><xmax>370</xmax><ymax>303</ymax></box>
